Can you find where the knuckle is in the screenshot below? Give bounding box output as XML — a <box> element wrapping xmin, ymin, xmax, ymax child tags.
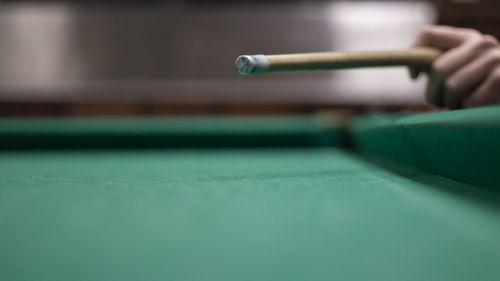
<box><xmin>487</xmin><ymin>49</ymin><xmax>500</xmax><ymax>64</ymax></box>
<box><xmin>484</xmin><ymin>34</ymin><xmax>500</xmax><ymax>45</ymax></box>
<box><xmin>475</xmin><ymin>36</ymin><xmax>499</xmax><ymax>49</ymax></box>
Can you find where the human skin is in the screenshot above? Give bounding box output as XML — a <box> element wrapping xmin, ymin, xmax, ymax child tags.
<box><xmin>411</xmin><ymin>25</ymin><xmax>500</xmax><ymax>109</ymax></box>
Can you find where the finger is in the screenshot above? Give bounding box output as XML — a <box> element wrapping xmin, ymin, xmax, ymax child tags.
<box><xmin>426</xmin><ymin>69</ymin><xmax>445</xmax><ymax>107</ymax></box>
<box><xmin>412</xmin><ymin>25</ymin><xmax>482</xmax><ymax>50</ymax></box>
<box><xmin>484</xmin><ymin>34</ymin><xmax>500</xmax><ymax>44</ymax></box>
<box><xmin>413</xmin><ymin>25</ymin><xmax>479</xmax><ymax>49</ymax></box>
<box><xmin>432</xmin><ymin>35</ymin><xmax>498</xmax><ymax>79</ymax></box>
<box><xmin>463</xmin><ymin>66</ymin><xmax>500</xmax><ymax>108</ymax></box>
<box><xmin>443</xmin><ymin>48</ymin><xmax>500</xmax><ymax>108</ymax></box>
<box><xmin>410</xmin><ymin>25</ymin><xmax>476</xmax><ymax>81</ymax></box>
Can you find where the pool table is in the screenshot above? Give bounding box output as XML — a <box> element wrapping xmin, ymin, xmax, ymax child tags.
<box><xmin>1</xmin><ymin>106</ymin><xmax>500</xmax><ymax>281</ymax></box>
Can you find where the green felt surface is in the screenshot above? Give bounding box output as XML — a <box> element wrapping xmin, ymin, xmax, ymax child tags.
<box><xmin>351</xmin><ymin>105</ymin><xmax>500</xmax><ymax>188</ymax></box>
<box><xmin>0</xmin><ymin>115</ymin><xmax>342</xmax><ymax>149</ymax></box>
<box><xmin>1</xmin><ymin>148</ymin><xmax>500</xmax><ymax>281</ymax></box>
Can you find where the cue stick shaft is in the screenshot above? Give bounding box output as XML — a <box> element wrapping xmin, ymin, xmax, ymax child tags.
<box><xmin>235</xmin><ymin>47</ymin><xmax>442</xmax><ymax>75</ymax></box>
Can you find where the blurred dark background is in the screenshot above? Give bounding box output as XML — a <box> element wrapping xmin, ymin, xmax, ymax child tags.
<box><xmin>0</xmin><ymin>0</ymin><xmax>497</xmax><ymax>116</ymax></box>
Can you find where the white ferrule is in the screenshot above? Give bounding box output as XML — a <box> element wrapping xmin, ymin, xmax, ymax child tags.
<box><xmin>235</xmin><ymin>55</ymin><xmax>271</xmax><ymax>75</ymax></box>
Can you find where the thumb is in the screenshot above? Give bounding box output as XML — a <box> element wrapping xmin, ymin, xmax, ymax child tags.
<box><xmin>425</xmin><ymin>69</ymin><xmax>445</xmax><ymax>107</ymax></box>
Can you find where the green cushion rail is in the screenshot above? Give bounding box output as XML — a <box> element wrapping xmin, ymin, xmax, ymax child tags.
<box><xmin>350</xmin><ymin>105</ymin><xmax>500</xmax><ymax>188</ymax></box>
<box><xmin>1</xmin><ymin>113</ymin><xmax>500</xmax><ymax>281</ymax></box>
<box><xmin>0</xmin><ymin>115</ymin><xmax>344</xmax><ymax>149</ymax></box>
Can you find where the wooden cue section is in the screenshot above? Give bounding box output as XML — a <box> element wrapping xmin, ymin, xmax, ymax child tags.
<box><xmin>268</xmin><ymin>47</ymin><xmax>441</xmax><ymax>71</ymax></box>
<box><xmin>235</xmin><ymin>47</ymin><xmax>442</xmax><ymax>75</ymax></box>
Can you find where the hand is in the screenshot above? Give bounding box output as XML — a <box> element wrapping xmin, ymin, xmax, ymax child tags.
<box><xmin>411</xmin><ymin>25</ymin><xmax>500</xmax><ymax>109</ymax></box>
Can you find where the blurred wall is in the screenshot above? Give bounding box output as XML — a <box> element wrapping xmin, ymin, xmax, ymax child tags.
<box><xmin>0</xmin><ymin>1</ymin><xmax>435</xmax><ymax>105</ymax></box>
<box><xmin>437</xmin><ymin>0</ymin><xmax>500</xmax><ymax>39</ymax></box>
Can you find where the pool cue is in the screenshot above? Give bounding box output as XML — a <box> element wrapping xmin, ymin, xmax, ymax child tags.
<box><xmin>235</xmin><ymin>47</ymin><xmax>441</xmax><ymax>75</ymax></box>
